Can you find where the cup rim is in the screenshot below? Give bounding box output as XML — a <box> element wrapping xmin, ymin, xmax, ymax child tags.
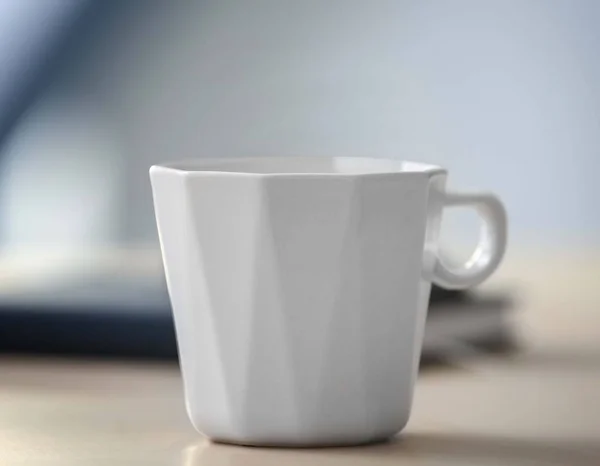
<box><xmin>150</xmin><ymin>156</ymin><xmax>447</xmax><ymax>178</ymax></box>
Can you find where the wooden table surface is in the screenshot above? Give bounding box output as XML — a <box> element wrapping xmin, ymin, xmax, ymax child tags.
<box><xmin>1</xmin><ymin>253</ymin><xmax>600</xmax><ymax>465</ymax></box>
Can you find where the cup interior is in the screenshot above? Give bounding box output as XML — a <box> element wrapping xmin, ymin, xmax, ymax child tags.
<box><xmin>158</xmin><ymin>157</ymin><xmax>441</xmax><ymax>175</ymax></box>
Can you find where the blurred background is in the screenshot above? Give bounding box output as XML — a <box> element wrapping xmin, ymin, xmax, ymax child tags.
<box><xmin>0</xmin><ymin>0</ymin><xmax>598</xmax><ymax>358</ymax></box>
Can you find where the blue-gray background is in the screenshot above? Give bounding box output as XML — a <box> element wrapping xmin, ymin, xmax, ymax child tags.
<box><xmin>0</xmin><ymin>0</ymin><xmax>598</xmax><ymax>257</ymax></box>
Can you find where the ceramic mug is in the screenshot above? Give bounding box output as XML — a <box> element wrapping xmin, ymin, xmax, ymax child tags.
<box><xmin>150</xmin><ymin>157</ymin><xmax>507</xmax><ymax>447</ymax></box>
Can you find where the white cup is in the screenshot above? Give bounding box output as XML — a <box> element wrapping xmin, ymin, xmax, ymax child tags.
<box><xmin>150</xmin><ymin>157</ymin><xmax>507</xmax><ymax>447</ymax></box>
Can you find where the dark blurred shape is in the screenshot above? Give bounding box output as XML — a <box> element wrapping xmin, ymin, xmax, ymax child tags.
<box><xmin>0</xmin><ymin>278</ymin><xmax>512</xmax><ymax>361</ymax></box>
<box><xmin>0</xmin><ymin>272</ymin><xmax>175</xmax><ymax>359</ymax></box>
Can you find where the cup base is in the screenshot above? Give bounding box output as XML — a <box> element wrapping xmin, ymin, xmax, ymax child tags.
<box><xmin>209</xmin><ymin>434</ymin><xmax>395</xmax><ymax>448</ymax></box>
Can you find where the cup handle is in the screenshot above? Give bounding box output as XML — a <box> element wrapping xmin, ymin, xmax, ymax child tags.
<box><xmin>432</xmin><ymin>191</ymin><xmax>508</xmax><ymax>289</ymax></box>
